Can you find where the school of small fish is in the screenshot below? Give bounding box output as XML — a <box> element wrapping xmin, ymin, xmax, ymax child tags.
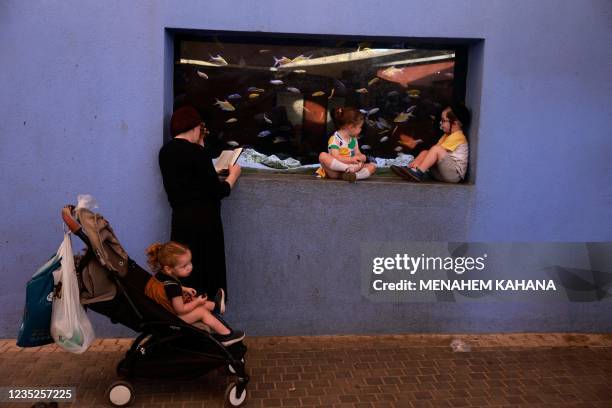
<box><xmin>190</xmin><ymin>46</ymin><xmax>434</xmax><ymax>155</ymax></box>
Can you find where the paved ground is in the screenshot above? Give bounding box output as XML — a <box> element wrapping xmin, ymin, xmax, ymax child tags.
<box><xmin>1</xmin><ymin>333</ymin><xmax>611</xmax><ymax>408</ymax></box>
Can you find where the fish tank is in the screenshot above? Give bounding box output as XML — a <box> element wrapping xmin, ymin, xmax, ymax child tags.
<box><xmin>174</xmin><ymin>31</ymin><xmax>468</xmax><ymax>173</ymax></box>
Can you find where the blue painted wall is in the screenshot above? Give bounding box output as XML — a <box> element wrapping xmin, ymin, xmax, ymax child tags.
<box><xmin>1</xmin><ymin>0</ymin><xmax>611</xmax><ymax>337</ymax></box>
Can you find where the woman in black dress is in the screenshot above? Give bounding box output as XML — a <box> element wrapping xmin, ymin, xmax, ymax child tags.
<box><xmin>159</xmin><ymin>105</ymin><xmax>241</xmax><ymax>298</ymax></box>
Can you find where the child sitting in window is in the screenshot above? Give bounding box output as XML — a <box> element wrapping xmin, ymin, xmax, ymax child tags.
<box><xmin>144</xmin><ymin>241</ymin><xmax>245</xmax><ymax>346</ymax></box>
<box><xmin>391</xmin><ymin>104</ymin><xmax>470</xmax><ymax>183</ymax></box>
<box><xmin>316</xmin><ymin>107</ymin><xmax>376</xmax><ymax>182</ymax></box>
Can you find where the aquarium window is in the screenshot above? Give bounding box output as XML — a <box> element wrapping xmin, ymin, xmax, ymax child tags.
<box><xmin>174</xmin><ymin>32</ymin><xmax>469</xmax><ymax>173</ymax></box>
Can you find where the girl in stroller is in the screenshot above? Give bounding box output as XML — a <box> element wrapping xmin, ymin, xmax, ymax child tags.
<box><xmin>145</xmin><ymin>241</ymin><xmax>245</xmax><ymax>346</ymax></box>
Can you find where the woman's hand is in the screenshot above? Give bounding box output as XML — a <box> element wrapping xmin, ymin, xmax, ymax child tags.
<box><xmin>225</xmin><ymin>164</ymin><xmax>241</xmax><ymax>188</ymax></box>
<box><xmin>228</xmin><ymin>164</ymin><xmax>241</xmax><ymax>178</ymax></box>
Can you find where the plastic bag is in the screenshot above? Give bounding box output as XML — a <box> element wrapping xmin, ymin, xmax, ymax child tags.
<box><xmin>75</xmin><ymin>194</ymin><xmax>98</xmax><ymax>211</ymax></box>
<box><xmin>16</xmin><ymin>254</ymin><xmax>62</xmax><ymax>347</ymax></box>
<box><xmin>50</xmin><ymin>233</ymin><xmax>95</xmax><ymax>353</ymax></box>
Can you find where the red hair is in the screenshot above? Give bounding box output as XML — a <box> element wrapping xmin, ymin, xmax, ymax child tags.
<box><xmin>146</xmin><ymin>241</ymin><xmax>191</xmax><ymax>273</ymax></box>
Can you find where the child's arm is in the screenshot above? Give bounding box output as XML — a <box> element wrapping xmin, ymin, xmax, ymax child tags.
<box><xmin>329</xmin><ymin>148</ymin><xmax>360</xmax><ymax>164</ymax></box>
<box><xmin>353</xmin><ymin>145</ymin><xmax>367</xmax><ymax>163</ymax></box>
<box><xmin>181</xmin><ymin>286</ymin><xmax>197</xmax><ymax>297</ymax></box>
<box><xmin>171</xmin><ymin>295</ymin><xmax>207</xmax><ymax>315</ymax></box>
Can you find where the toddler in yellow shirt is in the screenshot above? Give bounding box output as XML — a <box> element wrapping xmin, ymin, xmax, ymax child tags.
<box><xmin>392</xmin><ymin>104</ymin><xmax>470</xmax><ymax>183</ymax></box>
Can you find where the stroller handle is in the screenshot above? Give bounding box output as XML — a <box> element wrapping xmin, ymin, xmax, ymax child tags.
<box><xmin>62</xmin><ymin>205</ymin><xmax>82</xmax><ymax>233</ymax></box>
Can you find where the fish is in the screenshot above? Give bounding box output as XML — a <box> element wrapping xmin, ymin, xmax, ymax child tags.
<box><xmin>259</xmin><ymin>49</ymin><xmax>271</xmax><ymax>54</ymax></box>
<box><xmin>273</xmin><ymin>136</ymin><xmax>287</xmax><ymax>144</ymax></box>
<box><xmin>387</xmin><ymin>90</ymin><xmax>400</xmax><ymax>97</ymax></box>
<box><xmin>269</xmin><ymin>67</ymin><xmax>278</xmax><ymax>72</ymax></box>
<box><xmin>214</xmin><ymin>99</ymin><xmax>235</xmax><ymax>111</ymax></box>
<box><xmin>270</xmin><ymin>79</ymin><xmax>283</xmax><ymax>85</ymax></box>
<box><xmin>364</xmin><ymin>107</ymin><xmax>379</xmax><ymax>116</ymax></box>
<box><xmin>328</xmin><ymin>88</ymin><xmax>335</xmax><ymax>99</ymax></box>
<box><xmin>291</xmin><ymin>54</ymin><xmax>312</xmax><ymax>63</ymax></box>
<box><xmin>196</xmin><ymin>70</ymin><xmax>208</xmax><ymax>79</ymax></box>
<box><xmin>368</xmin><ymin>77</ymin><xmax>380</xmax><ymax>86</ymax></box>
<box><xmin>398</xmin><ymin>136</ymin><xmax>424</xmax><ymax>149</ymax></box>
<box><xmin>394</xmin><ymin>146</ymin><xmax>403</xmax><ymax>152</ymax></box>
<box><xmin>366</xmin><ymin>118</ymin><xmax>377</xmax><ymax>127</ymax></box>
<box><xmin>406</xmin><ymin>89</ymin><xmax>421</xmax><ymax>98</ymax></box>
<box><xmin>405</xmin><ymin>105</ymin><xmax>417</xmax><ymax>114</ymax></box>
<box><xmin>273</xmin><ymin>56</ymin><xmax>292</xmax><ymax>67</ymax></box>
<box><xmin>264</xmin><ymin>114</ymin><xmax>273</xmax><ymax>124</ymax></box>
<box><xmin>312</xmin><ymin>91</ymin><xmax>325</xmax><ymax>97</ymax></box>
<box><xmin>286</xmin><ymin>87</ymin><xmax>301</xmax><ymax>94</ymax></box>
<box><xmin>394</xmin><ymin>112</ymin><xmax>413</xmax><ymax>123</ymax></box>
<box><xmin>226</xmin><ymin>140</ymin><xmax>239</xmax><ymax>147</ymax></box>
<box><xmin>381</xmin><ymin>66</ymin><xmax>403</xmax><ymax>77</ymax></box>
<box><xmin>360</xmin><ymin>144</ymin><xmax>371</xmax><ymax>150</ymax></box>
<box><xmin>248</xmin><ymin>93</ymin><xmax>260</xmax><ymax>99</ymax></box>
<box><xmin>258</xmin><ymin>130</ymin><xmax>272</xmax><ymax>138</ymax></box>
<box><xmin>355</xmin><ymin>88</ymin><xmax>368</xmax><ymax>94</ymax></box>
<box><xmin>226</xmin><ymin>118</ymin><xmax>238</xmax><ymax>123</ymax></box>
<box><xmin>209</xmin><ymin>54</ymin><xmax>228</xmax><ymax>65</ymax></box>
<box><xmin>378</xmin><ymin>129</ymin><xmax>390</xmax><ymax>135</ymax></box>
<box><xmin>227</xmin><ymin>93</ymin><xmax>241</xmax><ymax>100</ymax></box>
<box><xmin>293</xmin><ymin>69</ymin><xmax>307</xmax><ymax>74</ymax></box>
<box><xmin>379</xmin><ymin>136</ymin><xmax>389</xmax><ymax>143</ymax></box>
<box><xmin>376</xmin><ymin>117</ymin><xmax>391</xmax><ymax>129</ymax></box>
<box><xmin>247</xmin><ymin>87</ymin><xmax>265</xmax><ymax>93</ymax></box>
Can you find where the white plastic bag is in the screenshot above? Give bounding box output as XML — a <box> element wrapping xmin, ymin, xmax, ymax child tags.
<box><xmin>50</xmin><ymin>233</ymin><xmax>95</xmax><ymax>353</ymax></box>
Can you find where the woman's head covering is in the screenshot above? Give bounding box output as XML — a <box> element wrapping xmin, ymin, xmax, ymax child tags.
<box><xmin>170</xmin><ymin>105</ymin><xmax>202</xmax><ymax>137</ymax></box>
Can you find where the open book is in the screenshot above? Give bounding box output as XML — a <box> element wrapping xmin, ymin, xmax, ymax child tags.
<box><xmin>214</xmin><ymin>148</ymin><xmax>243</xmax><ymax>174</ymax></box>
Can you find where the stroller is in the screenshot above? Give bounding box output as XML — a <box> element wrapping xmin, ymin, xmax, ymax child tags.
<box><xmin>61</xmin><ymin>204</ymin><xmax>249</xmax><ymax>407</ymax></box>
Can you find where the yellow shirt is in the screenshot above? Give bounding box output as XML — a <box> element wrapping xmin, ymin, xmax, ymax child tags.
<box><xmin>437</xmin><ymin>130</ymin><xmax>468</xmax><ymax>152</ymax></box>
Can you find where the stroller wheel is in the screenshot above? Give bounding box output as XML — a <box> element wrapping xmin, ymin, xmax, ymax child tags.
<box><xmin>224</xmin><ymin>382</ymin><xmax>247</xmax><ymax>407</ymax></box>
<box><xmin>106</xmin><ymin>380</ymin><xmax>135</xmax><ymax>407</ymax></box>
<box><xmin>228</xmin><ymin>357</ymin><xmax>245</xmax><ymax>374</ymax></box>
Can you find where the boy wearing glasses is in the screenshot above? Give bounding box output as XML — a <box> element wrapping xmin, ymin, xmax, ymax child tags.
<box><xmin>392</xmin><ymin>104</ymin><xmax>470</xmax><ymax>183</ymax></box>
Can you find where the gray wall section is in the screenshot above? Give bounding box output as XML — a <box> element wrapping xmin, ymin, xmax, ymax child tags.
<box><xmin>1</xmin><ymin>0</ymin><xmax>612</xmax><ymax>337</ymax></box>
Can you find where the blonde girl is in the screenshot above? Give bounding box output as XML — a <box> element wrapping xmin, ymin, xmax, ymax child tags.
<box><xmin>145</xmin><ymin>241</ymin><xmax>245</xmax><ymax>346</ymax></box>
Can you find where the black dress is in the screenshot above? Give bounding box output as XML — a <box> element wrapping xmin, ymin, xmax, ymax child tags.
<box><xmin>159</xmin><ymin>138</ymin><xmax>231</xmax><ymax>298</ymax></box>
